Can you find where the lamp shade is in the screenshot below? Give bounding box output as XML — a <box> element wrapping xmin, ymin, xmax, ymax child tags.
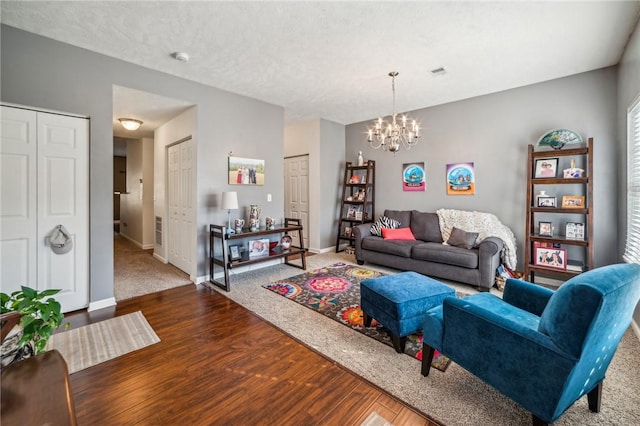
<box><xmin>221</xmin><ymin>191</ymin><xmax>238</xmax><ymax>210</ymax></box>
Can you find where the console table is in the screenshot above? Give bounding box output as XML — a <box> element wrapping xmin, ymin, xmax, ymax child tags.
<box><xmin>209</xmin><ymin>217</ymin><xmax>307</xmax><ymax>291</ymax></box>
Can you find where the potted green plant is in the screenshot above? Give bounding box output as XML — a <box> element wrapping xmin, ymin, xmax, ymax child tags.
<box><xmin>1</xmin><ymin>286</ymin><xmax>66</xmax><ymax>362</ymax></box>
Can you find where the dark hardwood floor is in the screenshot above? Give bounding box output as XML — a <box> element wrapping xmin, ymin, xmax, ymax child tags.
<box><xmin>63</xmin><ymin>284</ymin><xmax>441</xmax><ymax>426</ymax></box>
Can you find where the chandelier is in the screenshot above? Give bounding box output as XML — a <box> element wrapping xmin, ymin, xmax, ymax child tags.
<box><xmin>367</xmin><ymin>72</ymin><xmax>420</xmax><ymax>153</ymax></box>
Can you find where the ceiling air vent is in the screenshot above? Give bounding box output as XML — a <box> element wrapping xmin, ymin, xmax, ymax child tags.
<box><xmin>430</xmin><ymin>67</ymin><xmax>447</xmax><ymax>76</ymax></box>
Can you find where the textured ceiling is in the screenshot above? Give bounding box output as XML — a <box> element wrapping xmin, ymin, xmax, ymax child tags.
<box><xmin>2</xmin><ymin>1</ymin><xmax>639</xmax><ymax>126</ymax></box>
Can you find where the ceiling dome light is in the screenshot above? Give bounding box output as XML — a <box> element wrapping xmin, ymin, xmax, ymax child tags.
<box><xmin>118</xmin><ymin>118</ymin><xmax>143</xmax><ymax>131</ymax></box>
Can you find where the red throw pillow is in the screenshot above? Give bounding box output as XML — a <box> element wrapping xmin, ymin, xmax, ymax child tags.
<box><xmin>381</xmin><ymin>227</ymin><xmax>416</xmax><ymax>240</ymax></box>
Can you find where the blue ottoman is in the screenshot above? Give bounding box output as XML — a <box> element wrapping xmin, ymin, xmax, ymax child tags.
<box><xmin>360</xmin><ymin>271</ymin><xmax>455</xmax><ymax>353</ymax></box>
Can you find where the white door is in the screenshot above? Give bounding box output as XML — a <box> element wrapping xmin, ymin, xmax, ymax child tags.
<box><xmin>284</xmin><ymin>155</ymin><xmax>309</xmax><ymax>248</ymax></box>
<box><xmin>1</xmin><ymin>107</ymin><xmax>37</xmax><ymax>291</ymax></box>
<box><xmin>167</xmin><ymin>139</ymin><xmax>193</xmax><ymax>274</ymax></box>
<box><xmin>1</xmin><ymin>105</ymin><xmax>89</xmax><ymax>312</ymax></box>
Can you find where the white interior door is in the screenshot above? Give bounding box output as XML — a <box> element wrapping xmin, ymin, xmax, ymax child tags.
<box><xmin>284</xmin><ymin>155</ymin><xmax>309</xmax><ymax>248</ymax></box>
<box><xmin>1</xmin><ymin>105</ymin><xmax>89</xmax><ymax>312</ymax></box>
<box><xmin>167</xmin><ymin>139</ymin><xmax>193</xmax><ymax>275</ymax></box>
<box><xmin>1</xmin><ymin>107</ymin><xmax>37</xmax><ymax>292</ymax></box>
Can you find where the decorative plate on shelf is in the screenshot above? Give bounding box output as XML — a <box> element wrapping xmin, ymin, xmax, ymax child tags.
<box><xmin>537</xmin><ymin>129</ymin><xmax>583</xmax><ymax>150</ymax></box>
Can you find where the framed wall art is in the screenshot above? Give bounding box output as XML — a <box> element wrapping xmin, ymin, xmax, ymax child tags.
<box><xmin>229</xmin><ymin>156</ymin><xmax>265</xmax><ymax>185</ymax></box>
<box><xmin>402</xmin><ymin>162</ymin><xmax>425</xmax><ymax>191</ymax></box>
<box><xmin>534</xmin><ymin>158</ymin><xmax>558</xmax><ymax>178</ymax></box>
<box><xmin>446</xmin><ymin>162</ymin><xmax>475</xmax><ymax>195</ymax></box>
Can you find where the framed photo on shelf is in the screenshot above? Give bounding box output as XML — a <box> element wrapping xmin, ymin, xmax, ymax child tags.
<box><xmin>565</xmin><ymin>222</ymin><xmax>585</xmax><ymax>240</ymax></box>
<box><xmin>534</xmin><ymin>158</ymin><xmax>559</xmax><ymax>178</ymax></box>
<box><xmin>537</xmin><ymin>196</ymin><xmax>557</xmax><ymax>208</ymax></box>
<box><xmin>248</xmin><ymin>238</ymin><xmax>269</xmax><ymax>258</ymax></box>
<box><xmin>355</xmin><ymin>208</ymin><xmax>363</xmax><ymax>220</ymax></box>
<box><xmin>561</xmin><ymin>195</ymin><xmax>585</xmax><ymax>208</ymax></box>
<box><xmin>346</xmin><ymin>205</ymin><xmax>357</xmax><ymax>219</ymax></box>
<box><xmin>534</xmin><ymin>247</ymin><xmax>567</xmax><ymax>270</ymax></box>
<box><xmin>344</xmin><ymin>226</ymin><xmax>351</xmax><ymax>237</ymax></box>
<box><xmin>228</xmin><ymin>244</ymin><xmax>241</xmax><ymax>261</ymax></box>
<box><xmin>538</xmin><ymin>221</ymin><xmax>553</xmax><ymax>237</ymax></box>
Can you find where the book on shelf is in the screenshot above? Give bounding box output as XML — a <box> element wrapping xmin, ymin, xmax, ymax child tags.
<box><xmin>566</xmin><ymin>259</ymin><xmax>585</xmax><ymax>272</ymax></box>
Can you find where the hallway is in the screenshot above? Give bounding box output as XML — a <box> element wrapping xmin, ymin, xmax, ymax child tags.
<box><xmin>114</xmin><ymin>234</ymin><xmax>192</xmax><ymax>301</ymax></box>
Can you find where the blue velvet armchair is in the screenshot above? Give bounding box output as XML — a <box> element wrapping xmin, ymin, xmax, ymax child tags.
<box><xmin>420</xmin><ymin>263</ymin><xmax>640</xmax><ymax>425</ymax></box>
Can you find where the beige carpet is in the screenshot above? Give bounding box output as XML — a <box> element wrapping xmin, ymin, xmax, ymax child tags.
<box><xmin>211</xmin><ymin>252</ymin><xmax>640</xmax><ymax>426</ymax></box>
<box><xmin>114</xmin><ymin>234</ymin><xmax>192</xmax><ymax>301</ymax></box>
<box><xmin>45</xmin><ymin>311</ymin><xmax>160</xmax><ymax>374</ymax></box>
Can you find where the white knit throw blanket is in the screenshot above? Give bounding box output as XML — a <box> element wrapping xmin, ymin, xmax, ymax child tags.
<box><xmin>436</xmin><ymin>209</ymin><xmax>517</xmax><ymax>270</ymax></box>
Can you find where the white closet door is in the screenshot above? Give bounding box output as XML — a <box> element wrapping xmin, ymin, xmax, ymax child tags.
<box><xmin>1</xmin><ymin>106</ymin><xmax>37</xmax><ymax>292</ymax></box>
<box><xmin>167</xmin><ymin>139</ymin><xmax>193</xmax><ymax>275</ymax></box>
<box><xmin>1</xmin><ymin>105</ymin><xmax>89</xmax><ymax>312</ymax></box>
<box><xmin>37</xmin><ymin>112</ymin><xmax>89</xmax><ymax>311</ymax></box>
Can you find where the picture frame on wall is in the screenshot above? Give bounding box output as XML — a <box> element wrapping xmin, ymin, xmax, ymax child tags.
<box><xmin>534</xmin><ymin>158</ymin><xmax>559</xmax><ymax>178</ymax></box>
<box><xmin>534</xmin><ymin>247</ymin><xmax>567</xmax><ymax>270</ymax></box>
<box><xmin>228</xmin><ymin>156</ymin><xmax>265</xmax><ymax>185</ymax></box>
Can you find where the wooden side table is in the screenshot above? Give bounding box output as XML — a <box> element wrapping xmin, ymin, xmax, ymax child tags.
<box><xmin>209</xmin><ymin>217</ymin><xmax>307</xmax><ymax>291</ymax></box>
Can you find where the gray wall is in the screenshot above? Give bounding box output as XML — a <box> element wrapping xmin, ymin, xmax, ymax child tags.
<box><xmin>1</xmin><ymin>25</ymin><xmax>284</xmax><ymax>303</ymax></box>
<box><xmin>617</xmin><ymin>18</ymin><xmax>640</xmax><ymax>328</ymax></box>
<box><xmin>346</xmin><ymin>67</ymin><xmax>619</xmax><ymax>270</ymax></box>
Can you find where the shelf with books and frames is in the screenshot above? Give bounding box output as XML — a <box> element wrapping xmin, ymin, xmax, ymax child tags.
<box><xmin>335</xmin><ymin>160</ymin><xmax>375</xmax><ymax>252</ymax></box>
<box><xmin>524</xmin><ymin>137</ymin><xmax>593</xmax><ymax>284</ymax></box>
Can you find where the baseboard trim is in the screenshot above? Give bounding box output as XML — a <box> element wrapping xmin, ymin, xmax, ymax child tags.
<box><xmin>88</xmin><ymin>297</ymin><xmax>116</xmax><ymax>312</ymax></box>
<box><xmin>153</xmin><ymin>253</ymin><xmax>168</xmax><ymax>263</ymax></box>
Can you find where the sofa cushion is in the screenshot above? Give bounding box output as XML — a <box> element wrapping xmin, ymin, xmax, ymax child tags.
<box><xmin>382</xmin><ymin>227</ymin><xmax>416</xmax><ymax>240</ymax></box>
<box><xmin>410</xmin><ymin>211</ymin><xmax>443</xmax><ymax>243</ymax></box>
<box><xmin>361</xmin><ymin>236</ymin><xmax>420</xmax><ymax>258</ymax></box>
<box><xmin>412</xmin><ymin>242</ymin><xmax>479</xmax><ymax>269</ymax></box>
<box><xmin>383</xmin><ymin>210</ymin><xmax>412</xmax><ymax>228</ymax></box>
<box><xmin>447</xmin><ymin>227</ymin><xmax>479</xmax><ymax>249</ymax></box>
<box><xmin>370</xmin><ymin>215</ymin><xmax>401</xmax><ymax>237</ymax></box>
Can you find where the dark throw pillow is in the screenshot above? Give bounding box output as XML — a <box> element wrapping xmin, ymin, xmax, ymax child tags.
<box><xmin>370</xmin><ymin>215</ymin><xmax>401</xmax><ymax>237</ymax></box>
<box><xmin>447</xmin><ymin>227</ymin><xmax>479</xmax><ymax>249</ymax></box>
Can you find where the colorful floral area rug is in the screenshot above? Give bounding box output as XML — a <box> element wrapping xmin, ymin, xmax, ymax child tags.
<box><xmin>263</xmin><ymin>262</ymin><xmax>451</xmax><ymax>372</ymax></box>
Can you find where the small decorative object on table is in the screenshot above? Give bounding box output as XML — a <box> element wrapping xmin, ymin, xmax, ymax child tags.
<box><xmin>265</xmin><ymin>216</ymin><xmax>275</xmax><ymax>230</ymax></box>
<box><xmin>248</xmin><ymin>238</ymin><xmax>269</xmax><ymax>258</ymax></box>
<box><xmin>357</xmin><ymin>151</ymin><xmax>364</xmax><ymax>166</ymax></box>
<box><xmin>280</xmin><ymin>235</ymin><xmax>292</xmax><ymax>250</ymax></box>
<box><xmin>229</xmin><ymin>245</ymin><xmax>241</xmax><ymax>261</ymax></box>
<box><xmin>234</xmin><ymin>218</ymin><xmax>245</xmax><ymax>234</ymax></box>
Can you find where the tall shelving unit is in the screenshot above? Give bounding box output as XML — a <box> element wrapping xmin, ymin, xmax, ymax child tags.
<box><xmin>524</xmin><ymin>138</ymin><xmax>593</xmax><ymax>283</ymax></box>
<box><xmin>335</xmin><ymin>160</ymin><xmax>375</xmax><ymax>252</ymax></box>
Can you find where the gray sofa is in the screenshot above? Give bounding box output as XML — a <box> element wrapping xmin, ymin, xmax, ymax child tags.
<box><xmin>353</xmin><ymin>209</ymin><xmax>504</xmax><ymax>291</ymax></box>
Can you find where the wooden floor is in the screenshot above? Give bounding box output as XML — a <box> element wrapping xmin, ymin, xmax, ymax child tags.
<box><xmin>64</xmin><ymin>284</ymin><xmax>441</xmax><ymax>426</ymax></box>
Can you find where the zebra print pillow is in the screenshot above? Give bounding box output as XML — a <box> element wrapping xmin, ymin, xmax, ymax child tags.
<box><xmin>370</xmin><ymin>215</ymin><xmax>401</xmax><ymax>237</ymax></box>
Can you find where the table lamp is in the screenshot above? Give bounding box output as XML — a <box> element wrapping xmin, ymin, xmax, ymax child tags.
<box><xmin>221</xmin><ymin>191</ymin><xmax>238</xmax><ymax>234</ymax></box>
